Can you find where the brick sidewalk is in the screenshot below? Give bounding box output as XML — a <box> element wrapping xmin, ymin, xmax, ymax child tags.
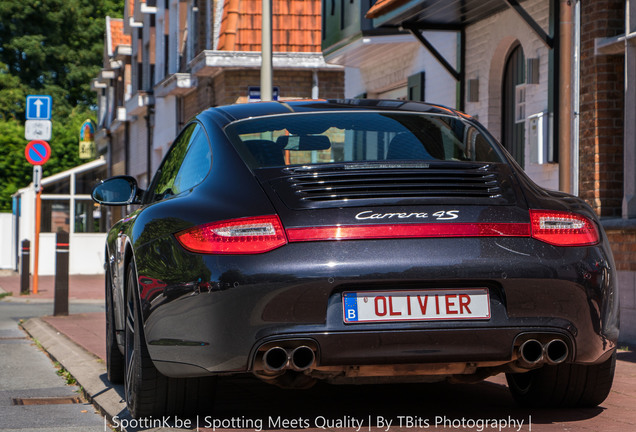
<box><xmin>0</xmin><ymin>273</ymin><xmax>104</xmax><ymax>302</ymax></box>
<box><xmin>41</xmin><ymin>312</ymin><xmax>106</xmax><ymax>361</ymax></box>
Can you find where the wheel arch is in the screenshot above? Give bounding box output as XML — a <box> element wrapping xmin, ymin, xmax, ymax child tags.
<box><xmin>123</xmin><ymin>242</ymin><xmax>137</xmax><ymax>299</ymax></box>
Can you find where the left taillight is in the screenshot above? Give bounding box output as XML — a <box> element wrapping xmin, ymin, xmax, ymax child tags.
<box><xmin>175</xmin><ymin>215</ymin><xmax>287</xmax><ymax>254</ymax></box>
<box><xmin>530</xmin><ymin>210</ymin><xmax>599</xmax><ymax>246</ymax></box>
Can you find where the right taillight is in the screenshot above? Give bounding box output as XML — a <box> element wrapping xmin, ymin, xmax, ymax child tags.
<box><xmin>530</xmin><ymin>210</ymin><xmax>599</xmax><ymax>246</ymax></box>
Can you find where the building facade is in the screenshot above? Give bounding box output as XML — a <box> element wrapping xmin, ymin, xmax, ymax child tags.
<box><xmin>94</xmin><ymin>0</ymin><xmax>344</xmax><ymax>203</ymax></box>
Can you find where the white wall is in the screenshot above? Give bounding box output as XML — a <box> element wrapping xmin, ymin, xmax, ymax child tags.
<box><xmin>413</xmin><ymin>31</ymin><xmax>458</xmax><ymax>108</ymax></box>
<box><xmin>29</xmin><ymin>233</ymin><xmax>106</xmax><ymax>276</ymax></box>
<box><xmin>153</xmin><ymin>95</ymin><xmax>177</xmax><ymax>168</ymax></box>
<box><xmin>69</xmin><ymin>233</ymin><xmax>107</xmax><ymax>275</ymax></box>
<box><xmin>0</xmin><ymin>213</ymin><xmax>15</xmax><ymax>269</ymax></box>
<box><xmin>463</xmin><ymin>0</ymin><xmax>558</xmax><ymax>191</ymax></box>
<box><xmin>128</xmin><ymin>119</ymin><xmax>150</xmax><ymax>188</ymax></box>
<box><xmin>344</xmin><ymin>67</ymin><xmax>366</xmax><ymax>99</ymax></box>
<box><xmin>343</xmin><ymin>32</ymin><xmax>458</xmax><ymax>107</ymax></box>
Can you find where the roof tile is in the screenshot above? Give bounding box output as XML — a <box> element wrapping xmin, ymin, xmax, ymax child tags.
<box><xmin>218</xmin><ymin>0</ymin><xmax>321</xmax><ymax>53</ymax></box>
<box><xmin>108</xmin><ymin>18</ymin><xmax>131</xmax><ymax>56</ymax></box>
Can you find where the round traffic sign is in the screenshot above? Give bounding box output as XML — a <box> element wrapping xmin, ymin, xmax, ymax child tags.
<box><xmin>25</xmin><ymin>140</ymin><xmax>51</xmax><ymax>165</ymax></box>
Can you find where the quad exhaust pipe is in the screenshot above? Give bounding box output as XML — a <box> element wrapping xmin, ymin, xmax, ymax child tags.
<box><xmin>262</xmin><ymin>345</ymin><xmax>316</xmax><ymax>372</ymax></box>
<box><xmin>519</xmin><ymin>338</ymin><xmax>569</xmax><ymax>367</ymax></box>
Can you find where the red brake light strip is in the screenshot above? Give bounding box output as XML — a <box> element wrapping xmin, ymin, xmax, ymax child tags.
<box><xmin>286</xmin><ymin>223</ymin><xmax>531</xmax><ymax>242</ymax></box>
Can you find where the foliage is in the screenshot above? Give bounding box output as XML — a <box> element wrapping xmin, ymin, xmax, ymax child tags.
<box><xmin>0</xmin><ymin>0</ymin><xmax>124</xmax><ymax>211</ymax></box>
<box><xmin>0</xmin><ymin>120</ymin><xmax>31</xmax><ymax>211</ymax></box>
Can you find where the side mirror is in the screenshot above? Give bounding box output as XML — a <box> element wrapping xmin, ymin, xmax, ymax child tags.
<box><xmin>92</xmin><ymin>176</ymin><xmax>143</xmax><ymax>205</ymax></box>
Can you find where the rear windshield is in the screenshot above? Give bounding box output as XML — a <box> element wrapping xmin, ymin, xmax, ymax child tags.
<box><xmin>224</xmin><ymin>112</ymin><xmax>504</xmax><ymax>168</ymax></box>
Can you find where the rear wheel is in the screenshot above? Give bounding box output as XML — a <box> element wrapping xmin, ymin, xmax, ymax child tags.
<box><xmin>124</xmin><ymin>260</ymin><xmax>216</xmax><ymax>418</ymax></box>
<box><xmin>105</xmin><ymin>266</ymin><xmax>124</xmax><ymax>384</ymax></box>
<box><xmin>506</xmin><ymin>351</ymin><xmax>616</xmax><ymax>408</ymax></box>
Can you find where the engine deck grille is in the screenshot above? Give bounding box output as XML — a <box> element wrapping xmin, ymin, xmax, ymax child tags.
<box><xmin>268</xmin><ymin>163</ymin><xmax>515</xmax><ymax>209</ymax></box>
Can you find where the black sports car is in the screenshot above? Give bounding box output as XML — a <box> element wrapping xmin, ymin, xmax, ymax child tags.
<box><xmin>92</xmin><ymin>99</ymin><xmax>619</xmax><ymax>418</ymax></box>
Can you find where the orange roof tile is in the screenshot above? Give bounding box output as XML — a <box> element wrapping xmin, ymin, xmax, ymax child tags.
<box><xmin>366</xmin><ymin>0</ymin><xmax>411</xmax><ymax>19</ymax></box>
<box><xmin>108</xmin><ymin>17</ymin><xmax>131</xmax><ymax>56</ymax></box>
<box><xmin>218</xmin><ymin>0</ymin><xmax>321</xmax><ymax>53</ymax></box>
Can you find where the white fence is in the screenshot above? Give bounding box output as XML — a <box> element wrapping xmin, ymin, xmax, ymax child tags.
<box><xmin>0</xmin><ymin>213</ymin><xmax>15</xmax><ymax>270</ymax></box>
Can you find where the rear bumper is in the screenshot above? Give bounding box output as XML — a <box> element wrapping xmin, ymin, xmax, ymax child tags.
<box><xmin>137</xmin><ymin>237</ymin><xmax>619</xmax><ymax>378</ymax></box>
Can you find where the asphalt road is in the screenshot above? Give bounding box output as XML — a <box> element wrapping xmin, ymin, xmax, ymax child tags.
<box><xmin>0</xmin><ymin>301</ymin><xmax>107</xmax><ymax>432</ymax></box>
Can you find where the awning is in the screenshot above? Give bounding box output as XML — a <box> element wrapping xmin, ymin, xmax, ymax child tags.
<box><xmin>367</xmin><ymin>0</ymin><xmax>515</xmax><ymax>29</ymax></box>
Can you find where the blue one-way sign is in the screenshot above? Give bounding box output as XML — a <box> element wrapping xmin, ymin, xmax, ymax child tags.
<box><xmin>26</xmin><ymin>95</ymin><xmax>52</xmax><ymax>120</ymax></box>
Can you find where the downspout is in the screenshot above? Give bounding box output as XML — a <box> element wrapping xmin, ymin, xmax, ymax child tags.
<box><xmin>125</xmin><ymin>120</ymin><xmax>130</xmax><ymax>176</ymax></box>
<box><xmin>572</xmin><ymin>0</ymin><xmax>581</xmax><ymax>196</ymax></box>
<box><xmin>558</xmin><ymin>0</ymin><xmax>574</xmax><ymax>193</ymax></box>
<box><xmin>312</xmin><ymin>70</ymin><xmax>319</xmax><ymax>99</ymax></box>
<box><xmin>146</xmin><ymin>102</ymin><xmax>155</xmax><ymax>188</ymax></box>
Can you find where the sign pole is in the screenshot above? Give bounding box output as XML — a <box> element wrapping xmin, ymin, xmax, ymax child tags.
<box><xmin>33</xmin><ymin>166</ymin><xmax>42</xmax><ymax>295</ymax></box>
<box><xmin>24</xmin><ymin>95</ymin><xmax>52</xmax><ymax>296</ymax></box>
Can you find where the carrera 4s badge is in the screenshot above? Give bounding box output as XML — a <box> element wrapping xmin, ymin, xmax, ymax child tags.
<box><xmin>355</xmin><ymin>210</ymin><xmax>459</xmax><ymax>221</ymax></box>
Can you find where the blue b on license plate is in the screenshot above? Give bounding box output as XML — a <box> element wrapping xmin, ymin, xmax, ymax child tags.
<box><xmin>343</xmin><ymin>289</ymin><xmax>490</xmax><ymax>323</ymax></box>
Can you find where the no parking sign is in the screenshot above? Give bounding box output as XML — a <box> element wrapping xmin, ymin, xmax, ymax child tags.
<box><xmin>25</xmin><ymin>140</ymin><xmax>51</xmax><ymax>165</ymax></box>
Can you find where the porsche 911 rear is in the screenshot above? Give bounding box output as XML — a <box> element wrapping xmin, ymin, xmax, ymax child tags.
<box><xmin>94</xmin><ymin>101</ymin><xmax>619</xmax><ymax>416</ymax></box>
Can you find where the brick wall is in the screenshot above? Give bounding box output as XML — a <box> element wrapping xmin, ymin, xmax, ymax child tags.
<box><xmin>182</xmin><ymin>68</ymin><xmax>344</xmax><ymax>120</ymax></box>
<box><xmin>606</xmin><ymin>229</ymin><xmax>636</xmax><ymax>272</ymax></box>
<box><xmin>606</xmin><ymin>227</ymin><xmax>636</xmax><ymax>343</ymax></box>
<box><xmin>579</xmin><ymin>0</ymin><xmax>625</xmax><ymax>217</ymax></box>
<box><xmin>182</xmin><ymin>76</ymin><xmax>215</xmax><ymax>122</ymax></box>
<box><xmin>209</xmin><ymin>69</ymin><xmax>344</xmax><ymax>106</ymax></box>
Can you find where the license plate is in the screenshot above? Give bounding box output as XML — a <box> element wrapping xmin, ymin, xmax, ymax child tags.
<box><xmin>343</xmin><ymin>289</ymin><xmax>491</xmax><ymax>323</ymax></box>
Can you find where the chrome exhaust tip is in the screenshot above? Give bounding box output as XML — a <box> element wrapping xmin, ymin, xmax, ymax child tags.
<box><xmin>544</xmin><ymin>339</ymin><xmax>568</xmax><ymax>365</ymax></box>
<box><xmin>263</xmin><ymin>346</ymin><xmax>289</xmax><ymax>372</ymax></box>
<box><xmin>290</xmin><ymin>346</ymin><xmax>315</xmax><ymax>371</ymax></box>
<box><xmin>519</xmin><ymin>339</ymin><xmax>544</xmax><ymax>366</ymax></box>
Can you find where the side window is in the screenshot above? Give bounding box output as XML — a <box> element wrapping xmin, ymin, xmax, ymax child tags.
<box><xmin>146</xmin><ymin>123</ymin><xmax>211</xmax><ymax>202</ymax></box>
<box><xmin>172</xmin><ymin>128</ymin><xmax>212</xmax><ymax>192</ymax></box>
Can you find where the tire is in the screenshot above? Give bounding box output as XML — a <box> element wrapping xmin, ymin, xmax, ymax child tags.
<box><xmin>124</xmin><ymin>260</ymin><xmax>216</xmax><ymax>418</ymax></box>
<box><xmin>506</xmin><ymin>351</ymin><xmax>616</xmax><ymax>408</ymax></box>
<box><xmin>105</xmin><ymin>266</ymin><xmax>124</xmax><ymax>384</ymax></box>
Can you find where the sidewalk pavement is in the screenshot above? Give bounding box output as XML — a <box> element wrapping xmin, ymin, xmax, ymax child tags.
<box><xmin>0</xmin><ymin>272</ymin><xmax>107</xmax><ymax>361</ymax></box>
<box><xmin>0</xmin><ymin>272</ymin><xmax>105</xmax><ymax>303</ymax></box>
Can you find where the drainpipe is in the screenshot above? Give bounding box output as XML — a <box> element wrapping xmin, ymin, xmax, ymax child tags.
<box><xmin>572</xmin><ymin>0</ymin><xmax>581</xmax><ymax>196</ymax></box>
<box><xmin>558</xmin><ymin>0</ymin><xmax>574</xmax><ymax>194</ymax></box>
<box><xmin>312</xmin><ymin>70</ymin><xmax>319</xmax><ymax>99</ymax></box>
<box><xmin>146</xmin><ymin>102</ymin><xmax>155</xmax><ymax>188</ymax></box>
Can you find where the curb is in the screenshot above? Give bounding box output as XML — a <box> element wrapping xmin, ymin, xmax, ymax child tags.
<box><xmin>20</xmin><ymin>318</ymin><xmax>130</xmax><ymax>431</ymax></box>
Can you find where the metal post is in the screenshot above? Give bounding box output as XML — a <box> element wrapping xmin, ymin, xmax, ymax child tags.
<box><xmin>33</xmin><ymin>166</ymin><xmax>42</xmax><ymax>294</ymax></box>
<box><xmin>20</xmin><ymin>239</ymin><xmax>30</xmax><ymax>295</ymax></box>
<box><xmin>623</xmin><ymin>0</ymin><xmax>636</xmax><ymax>217</ymax></box>
<box><xmin>53</xmin><ymin>230</ymin><xmax>69</xmax><ymax>316</ymax></box>
<box><xmin>261</xmin><ymin>0</ymin><xmax>273</xmax><ymax>101</ymax></box>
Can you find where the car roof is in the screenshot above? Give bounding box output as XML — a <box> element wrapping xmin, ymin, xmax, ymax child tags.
<box><xmin>202</xmin><ymin>99</ymin><xmax>466</xmax><ymax>124</ymax></box>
